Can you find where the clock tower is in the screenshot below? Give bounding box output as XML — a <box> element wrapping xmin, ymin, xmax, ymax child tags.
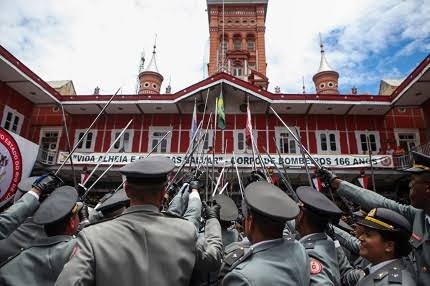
<box><xmin>206</xmin><ymin>0</ymin><xmax>269</xmax><ymax>89</ymax></box>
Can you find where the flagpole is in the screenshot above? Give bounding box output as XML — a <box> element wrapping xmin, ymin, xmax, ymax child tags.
<box><xmin>212</xmin><ymin>90</ymin><xmax>218</xmax><ymax>196</ymax></box>
<box><xmin>295</xmin><ymin>127</ymin><xmax>313</xmax><ymax>187</ymax></box>
<box><xmin>367</xmin><ymin>134</ymin><xmax>376</xmax><ymax>192</ymax></box>
<box><xmin>247</xmin><ymin>96</ymin><xmax>257</xmax><ymax>171</ymax></box>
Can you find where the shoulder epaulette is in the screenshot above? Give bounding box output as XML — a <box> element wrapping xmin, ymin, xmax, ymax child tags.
<box><xmin>224</xmin><ymin>246</ymin><xmax>245</xmax><ymax>267</ymax></box>
<box><xmin>387</xmin><ymin>269</ymin><xmax>402</xmax><ymax>284</ymax></box>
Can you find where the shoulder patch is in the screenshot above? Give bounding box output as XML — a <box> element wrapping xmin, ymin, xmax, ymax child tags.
<box><xmin>224</xmin><ymin>247</ymin><xmax>245</xmax><ymax>266</ymax></box>
<box><xmin>310</xmin><ymin>258</ymin><xmax>323</xmax><ymax>275</ymax></box>
<box><xmin>69</xmin><ymin>244</ymin><xmax>80</xmax><ymax>260</ymax></box>
<box><xmin>374</xmin><ymin>271</ymin><xmax>389</xmax><ymax>281</ymax></box>
<box><xmin>387</xmin><ymin>270</ymin><xmax>402</xmax><ymax>284</ymax></box>
<box><xmin>304</xmin><ymin>241</ymin><xmax>315</xmax><ymax>249</ymax></box>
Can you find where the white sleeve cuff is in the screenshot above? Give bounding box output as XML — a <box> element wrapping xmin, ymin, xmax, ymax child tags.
<box><xmin>189</xmin><ymin>191</ymin><xmax>201</xmax><ymax>200</ymax></box>
<box><xmin>27</xmin><ymin>190</ymin><xmax>40</xmax><ymax>200</ymax></box>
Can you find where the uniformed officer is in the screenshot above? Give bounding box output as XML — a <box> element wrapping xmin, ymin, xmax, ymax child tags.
<box><xmin>213</xmin><ymin>194</ymin><xmax>242</xmax><ymax>247</ymax></box>
<box><xmin>0</xmin><ymin>173</ymin><xmax>62</xmax><ymax>240</ymax></box>
<box><xmin>320</xmin><ymin>151</ymin><xmax>430</xmax><ymax>286</ymax></box>
<box><xmin>221</xmin><ymin>181</ymin><xmax>310</xmax><ymax>286</ymax></box>
<box><xmin>0</xmin><ymin>185</ymin><xmax>80</xmax><ymax>285</ymax></box>
<box><xmin>294</xmin><ymin>186</ymin><xmax>343</xmax><ymax>285</ymax></box>
<box><xmin>56</xmin><ymin>156</ymin><xmax>223</xmax><ymax>286</ymax></box>
<box><xmin>355</xmin><ymin>208</ymin><xmax>416</xmax><ymax>285</ymax></box>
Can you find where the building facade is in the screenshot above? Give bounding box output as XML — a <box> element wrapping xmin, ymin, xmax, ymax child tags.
<box><xmin>1</xmin><ymin>0</ymin><xmax>429</xmax><ymax>201</ymax></box>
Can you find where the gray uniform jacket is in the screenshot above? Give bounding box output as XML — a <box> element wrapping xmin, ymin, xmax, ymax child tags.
<box><xmin>300</xmin><ymin>232</ymin><xmax>341</xmax><ymax>286</ymax></box>
<box><xmin>221</xmin><ymin>237</ymin><xmax>310</xmax><ymax>286</ymax></box>
<box><xmin>357</xmin><ymin>259</ymin><xmax>416</xmax><ymax>286</ymax></box>
<box><xmin>0</xmin><ymin>218</ymin><xmax>46</xmax><ymax>263</ymax></box>
<box><xmin>222</xmin><ymin>228</ymin><xmax>241</xmax><ymax>248</ymax></box>
<box><xmin>56</xmin><ymin>204</ymin><xmax>222</xmax><ymax>286</ymax></box>
<box><xmin>338</xmin><ymin>181</ymin><xmax>430</xmax><ymax>286</ymax></box>
<box><xmin>0</xmin><ymin>192</ymin><xmax>39</xmax><ymax>239</ymax></box>
<box><xmin>0</xmin><ymin>235</ymin><xmax>75</xmax><ymax>286</ymax></box>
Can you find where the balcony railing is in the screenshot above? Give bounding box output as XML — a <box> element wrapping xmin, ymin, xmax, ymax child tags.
<box><xmin>392</xmin><ymin>142</ymin><xmax>430</xmax><ymax>170</ymax></box>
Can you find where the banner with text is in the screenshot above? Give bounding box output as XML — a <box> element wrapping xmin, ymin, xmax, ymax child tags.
<box><xmin>0</xmin><ymin>128</ymin><xmax>39</xmax><ymax>206</ymax></box>
<box><xmin>58</xmin><ymin>152</ymin><xmax>394</xmax><ymax>169</ymax></box>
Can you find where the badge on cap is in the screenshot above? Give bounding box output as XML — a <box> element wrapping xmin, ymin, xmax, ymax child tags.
<box><xmin>310</xmin><ymin>258</ymin><xmax>323</xmax><ymax>274</ymax></box>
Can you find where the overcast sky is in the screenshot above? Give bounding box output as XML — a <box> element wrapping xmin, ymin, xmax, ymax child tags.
<box><xmin>0</xmin><ymin>0</ymin><xmax>429</xmax><ymax>95</ymax></box>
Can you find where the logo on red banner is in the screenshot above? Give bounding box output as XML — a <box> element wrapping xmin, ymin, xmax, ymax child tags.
<box><xmin>0</xmin><ymin>128</ymin><xmax>23</xmax><ymax>202</ymax></box>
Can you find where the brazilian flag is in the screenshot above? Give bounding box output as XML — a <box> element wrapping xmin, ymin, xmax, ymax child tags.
<box><xmin>217</xmin><ymin>90</ymin><xmax>226</xmax><ymax>129</ymax></box>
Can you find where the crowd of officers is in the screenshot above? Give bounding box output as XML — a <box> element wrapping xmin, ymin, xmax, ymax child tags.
<box><xmin>0</xmin><ymin>151</ymin><xmax>428</xmax><ymax>286</ymax></box>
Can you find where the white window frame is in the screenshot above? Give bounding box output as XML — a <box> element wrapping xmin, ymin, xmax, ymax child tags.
<box><xmin>190</xmin><ymin>129</ymin><xmax>214</xmax><ymax>152</ymax></box>
<box><xmin>247</xmin><ymin>39</ymin><xmax>255</xmax><ymax>51</ymax></box>
<box><xmin>275</xmin><ymin>127</ymin><xmax>300</xmax><ymax>154</ymax></box>
<box><xmin>233</xmin><ymin>67</ymin><xmax>243</xmax><ymax>77</ymax></box>
<box><xmin>38</xmin><ymin>127</ymin><xmax>63</xmax><ymax>165</ymax></box>
<box><xmin>74</xmin><ymin>129</ymin><xmax>97</xmax><ymax>152</ymax></box>
<box><xmin>149</xmin><ymin>126</ymin><xmax>172</xmax><ymax>154</ymax></box>
<box><xmin>354</xmin><ymin>131</ymin><xmax>381</xmax><ymax>154</ymax></box>
<box><xmin>110</xmin><ymin>129</ymin><xmax>134</xmax><ymax>152</ymax></box>
<box><xmin>1</xmin><ymin>105</ymin><xmax>24</xmax><ymax>135</ymax></box>
<box><xmin>394</xmin><ymin>128</ymin><xmax>420</xmax><ymax>151</ymax></box>
<box><xmin>39</xmin><ymin>127</ymin><xmax>62</xmax><ymax>150</ymax></box>
<box><xmin>234</xmin><ymin>130</ymin><xmax>258</xmax><ymax>153</ymax></box>
<box><xmin>233</xmin><ymin>38</ymin><xmax>241</xmax><ymax>50</ymax></box>
<box><xmin>315</xmin><ymin>130</ymin><xmax>340</xmax><ymax>154</ymax></box>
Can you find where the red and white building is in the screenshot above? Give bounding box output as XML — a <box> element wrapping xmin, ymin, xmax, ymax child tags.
<box><xmin>1</xmin><ymin>0</ymin><xmax>429</xmax><ymax>200</ymax></box>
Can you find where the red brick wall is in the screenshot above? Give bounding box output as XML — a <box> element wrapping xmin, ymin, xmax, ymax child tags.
<box><xmin>45</xmin><ymin>105</ymin><xmax>426</xmax><ymax>155</ymax></box>
<box><xmin>0</xmin><ymin>83</ymin><xmax>35</xmax><ymax>141</ymax></box>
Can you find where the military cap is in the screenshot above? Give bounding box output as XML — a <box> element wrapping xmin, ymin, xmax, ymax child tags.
<box><xmin>119</xmin><ymin>156</ymin><xmax>175</xmax><ymax>184</ymax></box>
<box><xmin>244</xmin><ymin>181</ymin><xmax>299</xmax><ymax>221</ymax></box>
<box><xmin>213</xmin><ymin>194</ymin><xmax>238</xmax><ymax>221</ymax></box>
<box><xmin>404</xmin><ymin>151</ymin><xmax>430</xmax><ymax>173</ymax></box>
<box><xmin>357</xmin><ymin>208</ymin><xmax>411</xmax><ymax>234</ymax></box>
<box><xmin>338</xmin><ymin>219</ymin><xmax>354</xmax><ymax>232</ymax></box>
<box><xmin>14</xmin><ymin>176</ymin><xmax>38</xmax><ymax>202</ymax></box>
<box><xmin>352</xmin><ymin>209</ymin><xmax>367</xmax><ymax>223</ymax></box>
<box><xmin>33</xmin><ymin>186</ymin><xmax>80</xmax><ymax>225</ymax></box>
<box><xmin>296</xmin><ymin>186</ymin><xmax>342</xmax><ymax>221</ymax></box>
<box><xmin>95</xmin><ymin>189</ymin><xmax>129</xmax><ymax>213</ymax></box>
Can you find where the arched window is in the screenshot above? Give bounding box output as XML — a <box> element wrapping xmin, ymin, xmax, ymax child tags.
<box><xmin>219</xmin><ymin>39</ymin><xmax>228</xmax><ymax>52</ymax></box>
<box><xmin>233</xmin><ymin>62</ymin><xmax>243</xmax><ymax>77</ymax></box>
<box><xmin>247</xmin><ymin>37</ymin><xmax>255</xmax><ymax>51</ymax></box>
<box><xmin>233</xmin><ymin>36</ymin><xmax>241</xmax><ymax>50</ymax></box>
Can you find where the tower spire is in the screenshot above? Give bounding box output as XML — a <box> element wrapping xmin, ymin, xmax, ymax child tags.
<box><xmin>312</xmin><ymin>33</ymin><xmax>339</xmax><ymax>95</ymax></box>
<box><xmin>317</xmin><ymin>33</ymin><xmax>334</xmax><ymax>73</ymax></box>
<box><xmin>145</xmin><ymin>34</ymin><xmax>160</xmax><ymax>73</ymax></box>
<box><xmin>138</xmin><ymin>34</ymin><xmax>164</xmax><ymax>95</ymax></box>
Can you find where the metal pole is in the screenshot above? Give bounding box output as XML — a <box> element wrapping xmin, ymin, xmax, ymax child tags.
<box><xmin>146</xmin><ymin>131</ymin><xmax>172</xmax><ymax>157</ymax></box>
<box><xmin>295</xmin><ymin>127</ymin><xmax>313</xmax><ymax>186</ymax></box>
<box><xmin>273</xmin><ymin>137</ymin><xmax>292</xmax><ymax>184</ymax></box>
<box><xmin>250</xmin><ymin>133</ymin><xmax>270</xmax><ymax>182</ymax></box>
<box><xmin>367</xmin><ymin>134</ymin><xmax>377</xmax><ymax>192</ymax></box>
<box><xmin>263</xmin><ymin>147</ymin><xmax>298</xmax><ymax>201</ymax></box>
<box><xmin>81</xmin><ymin>162</ymin><xmax>115</xmax><ymax>200</ymax></box>
<box><xmin>59</xmin><ymin>103</ymin><xmax>77</xmax><ymax>188</ymax></box>
<box><xmin>82</xmin><ymin>119</ymin><xmax>133</xmax><ymax>186</ymax></box>
<box><xmin>55</xmin><ymin>88</ymin><xmax>121</xmax><ymax>175</ymax></box>
<box><xmin>232</xmin><ymin>152</ymin><xmax>244</xmax><ymax>199</ymax></box>
<box><xmin>166</xmin><ymin>115</ymin><xmax>211</xmax><ymax>190</ymax></box>
<box><xmin>211</xmin><ymin>165</ymin><xmax>228</xmax><ymax>197</ymax></box>
<box><xmin>269</xmin><ymin>106</ymin><xmax>321</xmax><ymax>169</ymax></box>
